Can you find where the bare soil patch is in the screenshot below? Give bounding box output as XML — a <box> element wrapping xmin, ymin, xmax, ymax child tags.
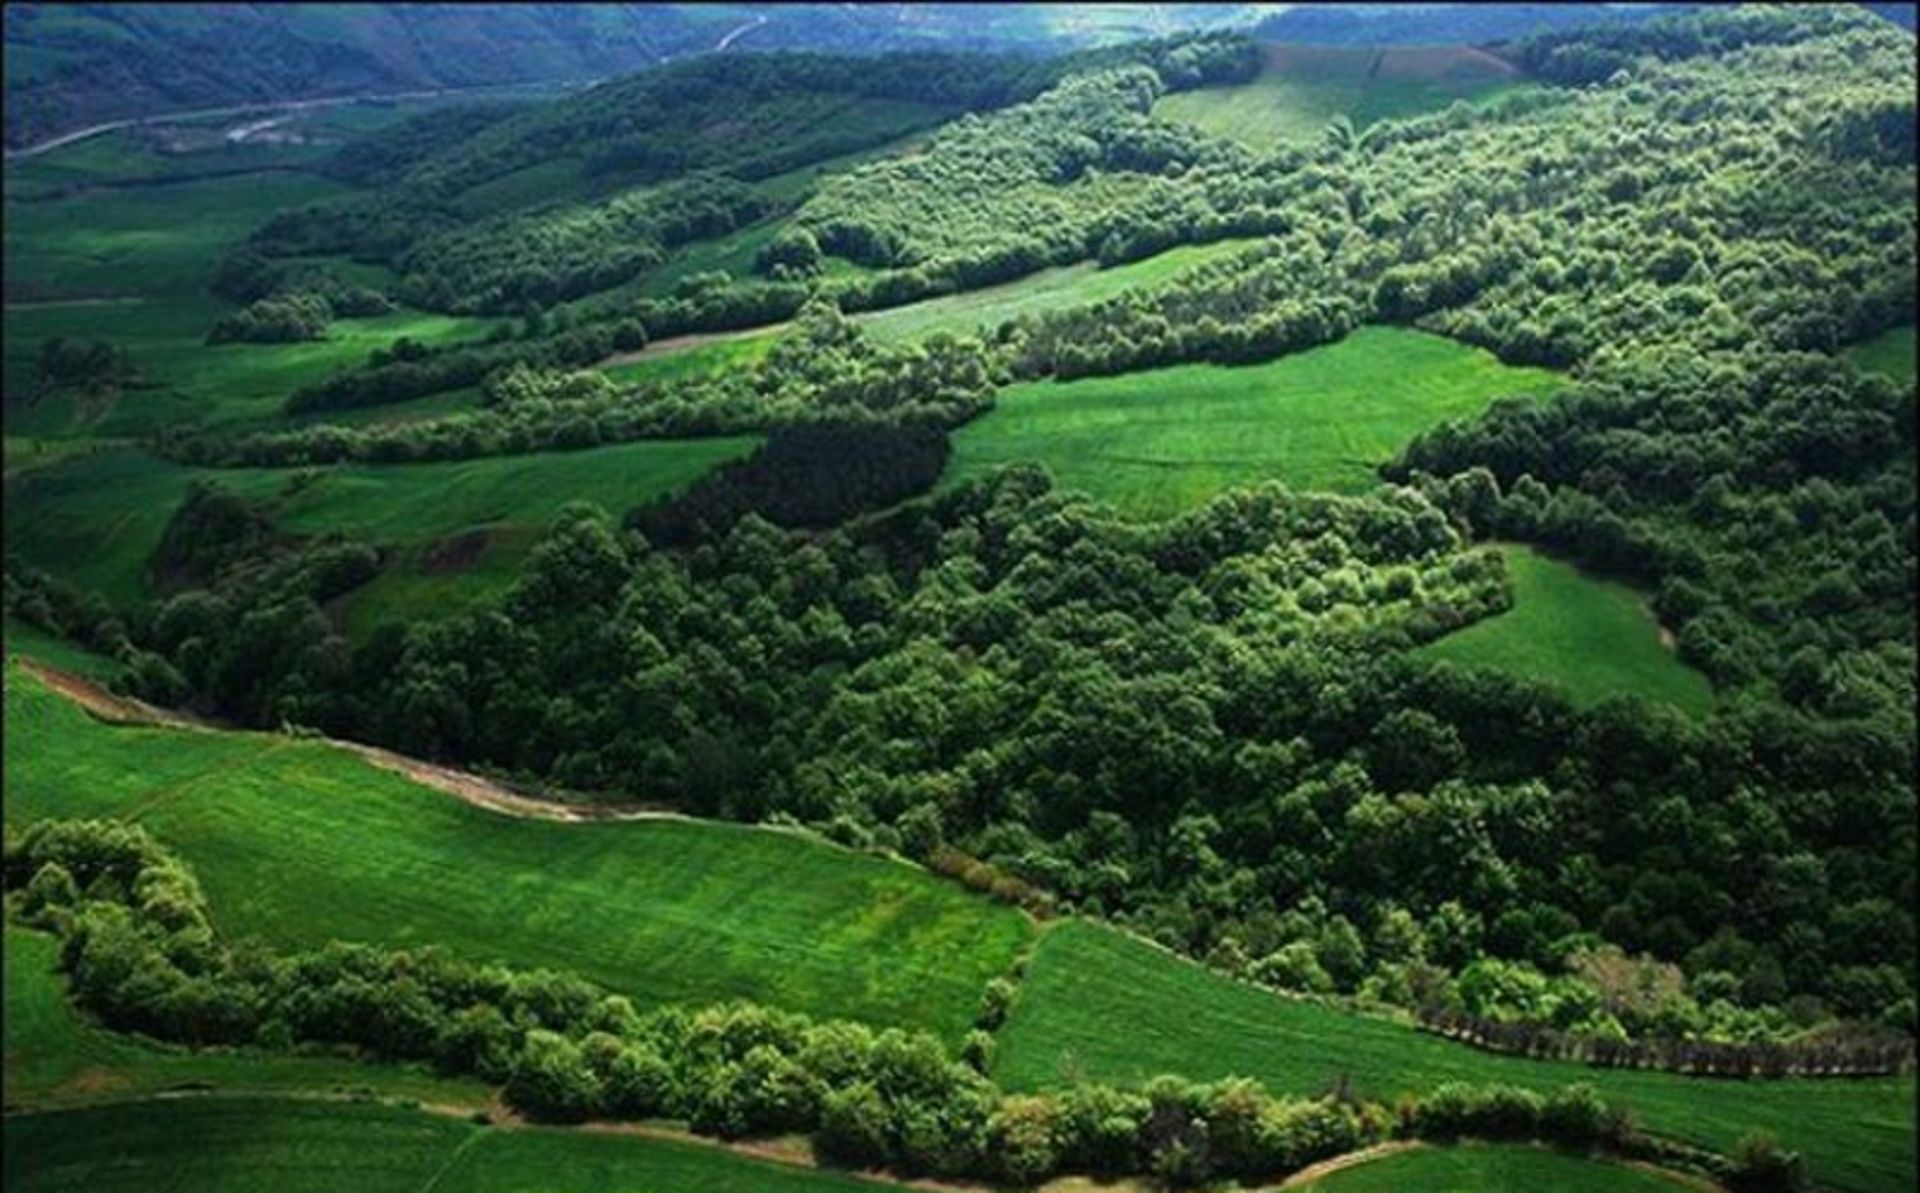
<box><xmin>417</xmin><ymin>527</ymin><xmax>494</xmax><ymax>576</ymax></box>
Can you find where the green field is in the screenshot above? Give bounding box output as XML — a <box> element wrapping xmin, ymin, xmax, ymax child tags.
<box><xmin>5</xmin><ymin>663</ymin><xmax>1033</xmax><ymax>1044</ymax></box>
<box><xmin>3</xmin><ymin>165</ymin><xmax>497</xmax><ymax>434</ymax></box>
<box><xmin>1297</xmin><ymin>1143</ymin><xmax>1695</xmax><ymax>1192</ymax></box>
<box><xmin>6</xmin><ymin>927</ymin><xmax>484</xmax><ymax>1110</ymax></box>
<box><xmin>1421</xmin><ymin>545</ymin><xmax>1713</xmax><ymax>715</ymax></box>
<box><xmin>3</xmin><ymin>617</ymin><xmax>122</xmax><ymax>682</ymax></box>
<box><xmin>602</xmin><ymin>333</ymin><xmax>779</xmax><ymax>389</ymax></box>
<box><xmin>1156</xmin><ymin>44</ymin><xmax>1534</xmax><ymax>148</ymax></box>
<box><xmin>3</xmin><ymin>437</ymin><xmax>756</xmax><ymax>614</ymax></box>
<box><xmin>946</xmin><ymin>325</ymin><xmax>1560</xmax><ymax>517</ymax></box>
<box><xmin>6</xmin><ymin>1096</ymin><xmax>900</xmax><ymax>1193</ymax></box>
<box><xmin>992</xmin><ymin>922</ymin><xmax>1916</xmax><ymax>1193</ymax></box>
<box><xmin>1847</xmin><ymin>324</ymin><xmax>1916</xmax><ymax>385</ymax></box>
<box><xmin>858</xmin><ymin>237</ymin><xmax>1264</xmax><ymax>343</ymax></box>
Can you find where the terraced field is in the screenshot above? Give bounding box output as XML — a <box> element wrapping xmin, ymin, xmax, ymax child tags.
<box><xmin>1296</xmin><ymin>1143</ymin><xmax>1698</xmax><ymax>1192</ymax></box>
<box><xmin>4</xmin><ymin>663</ymin><xmax>1033</xmax><ymax>1044</ymax></box>
<box><xmin>946</xmin><ymin>326</ymin><xmax>1561</xmax><ymax>516</ymax></box>
<box><xmin>1420</xmin><ymin>545</ymin><xmax>1714</xmax><ymax>716</ymax></box>
<box><xmin>992</xmin><ymin>922</ymin><xmax>1916</xmax><ymax>1193</ymax></box>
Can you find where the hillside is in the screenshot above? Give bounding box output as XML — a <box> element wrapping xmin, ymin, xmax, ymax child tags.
<box><xmin>2</xmin><ymin>3</ymin><xmax>1271</xmax><ymax>151</ymax></box>
<box><xmin>5</xmin><ymin>4</ymin><xmax>1917</xmax><ymax>1191</ymax></box>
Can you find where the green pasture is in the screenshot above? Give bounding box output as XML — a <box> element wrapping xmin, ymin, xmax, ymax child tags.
<box><xmin>1421</xmin><ymin>545</ymin><xmax>1714</xmax><ymax>716</ymax></box>
<box><xmin>992</xmin><ymin>921</ymin><xmax>1916</xmax><ymax>1193</ymax></box>
<box><xmin>857</xmin><ymin>237</ymin><xmax>1264</xmax><ymax>344</ymax></box>
<box><xmin>5</xmin><ymin>1096</ymin><xmax>897</xmax><ymax>1193</ymax></box>
<box><xmin>1155</xmin><ymin>45</ymin><xmax>1534</xmax><ymax>149</ymax></box>
<box><xmin>2</xmin><ymin>437</ymin><xmax>755</xmax><ymax>616</ymax></box>
<box><xmin>5</xmin><ymin>927</ymin><xmax>484</xmax><ymax>1111</ymax></box>
<box><xmin>3</xmin><ymin>170</ymin><xmax>341</xmax><ymax>303</ymax></box>
<box><xmin>3</xmin><ymin>166</ymin><xmax>496</xmax><ymax>433</ymax></box>
<box><xmin>946</xmin><ymin>325</ymin><xmax>1560</xmax><ymax>517</ymax></box>
<box><xmin>5</xmin><ymin>663</ymin><xmax>1034</xmax><ymax>1044</ymax></box>
<box><xmin>602</xmin><ymin>333</ymin><xmax>779</xmax><ymax>388</ymax></box>
<box><xmin>1847</xmin><ymin>324</ymin><xmax>1916</xmax><ymax>386</ymax></box>
<box><xmin>4</xmin><ymin>299</ymin><xmax>495</xmax><ymax>437</ymax></box>
<box><xmin>3</xmin><ymin>617</ymin><xmax>123</xmax><ymax>682</ymax></box>
<box><xmin>1296</xmin><ymin>1143</ymin><xmax>1696</xmax><ymax>1191</ymax></box>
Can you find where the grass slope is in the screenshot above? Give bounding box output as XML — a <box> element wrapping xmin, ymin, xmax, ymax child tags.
<box><xmin>858</xmin><ymin>237</ymin><xmax>1263</xmax><ymax>343</ymax></box>
<box><xmin>3</xmin><ymin>616</ymin><xmax>122</xmax><ymax>682</ymax></box>
<box><xmin>1155</xmin><ymin>44</ymin><xmax>1533</xmax><ymax>149</ymax></box>
<box><xmin>992</xmin><ymin>922</ymin><xmax>1916</xmax><ymax>1193</ymax></box>
<box><xmin>1847</xmin><ymin>324</ymin><xmax>1916</xmax><ymax>385</ymax></box>
<box><xmin>1420</xmin><ymin>545</ymin><xmax>1713</xmax><ymax>716</ymax></box>
<box><xmin>2</xmin><ymin>437</ymin><xmax>756</xmax><ymax>614</ymax></box>
<box><xmin>5</xmin><ymin>926</ymin><xmax>483</xmax><ymax>1111</ymax></box>
<box><xmin>5</xmin><ymin>1096</ymin><xmax>902</xmax><ymax>1193</ymax></box>
<box><xmin>4</xmin><ymin>663</ymin><xmax>1032</xmax><ymax>1044</ymax></box>
<box><xmin>1297</xmin><ymin>1143</ymin><xmax>1695</xmax><ymax>1192</ymax></box>
<box><xmin>3</xmin><ymin>167</ymin><xmax>497</xmax><ymax>435</ymax></box>
<box><xmin>946</xmin><ymin>326</ymin><xmax>1559</xmax><ymax>517</ymax></box>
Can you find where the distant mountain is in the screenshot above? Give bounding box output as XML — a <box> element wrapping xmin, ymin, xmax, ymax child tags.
<box><xmin>2</xmin><ymin>3</ymin><xmax>1272</xmax><ymax>150</ymax></box>
<box><xmin>1252</xmin><ymin>3</ymin><xmax>1689</xmax><ymax>47</ymax></box>
<box><xmin>1861</xmin><ymin>3</ymin><xmax>1918</xmax><ymax>31</ymax></box>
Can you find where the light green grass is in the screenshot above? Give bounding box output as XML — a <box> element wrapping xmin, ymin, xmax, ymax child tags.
<box><xmin>858</xmin><ymin>237</ymin><xmax>1264</xmax><ymax>344</ymax></box>
<box><xmin>1846</xmin><ymin>324</ymin><xmax>1916</xmax><ymax>386</ymax></box>
<box><xmin>4</xmin><ymin>296</ymin><xmax>495</xmax><ymax>437</ymax></box>
<box><xmin>5</xmin><ymin>663</ymin><xmax>1034</xmax><ymax>1044</ymax></box>
<box><xmin>3</xmin><ymin>617</ymin><xmax>123</xmax><ymax>682</ymax></box>
<box><xmin>5</xmin><ymin>926</ymin><xmax>484</xmax><ymax>1111</ymax></box>
<box><xmin>5</xmin><ymin>1096</ymin><xmax>901</xmax><ymax>1193</ymax></box>
<box><xmin>992</xmin><ymin>921</ymin><xmax>1916</xmax><ymax>1193</ymax></box>
<box><xmin>602</xmin><ymin>334</ymin><xmax>779</xmax><ymax>388</ymax></box>
<box><xmin>4</xmin><ymin>168</ymin><xmax>496</xmax><ymax>434</ymax></box>
<box><xmin>1420</xmin><ymin>545</ymin><xmax>1713</xmax><ymax>715</ymax></box>
<box><xmin>2</xmin><ymin>438</ymin><xmax>755</xmax><ymax>613</ymax></box>
<box><xmin>1297</xmin><ymin>1143</ymin><xmax>1694</xmax><ymax>1191</ymax></box>
<box><xmin>1155</xmin><ymin>46</ymin><xmax>1534</xmax><ymax>149</ymax></box>
<box><xmin>946</xmin><ymin>326</ymin><xmax>1560</xmax><ymax>517</ymax></box>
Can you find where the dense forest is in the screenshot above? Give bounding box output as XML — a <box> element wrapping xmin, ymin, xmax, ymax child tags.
<box><xmin>4</xmin><ymin>6</ymin><xmax>1917</xmax><ymax>1190</ymax></box>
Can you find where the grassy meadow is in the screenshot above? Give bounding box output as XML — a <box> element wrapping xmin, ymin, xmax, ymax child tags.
<box><xmin>857</xmin><ymin>237</ymin><xmax>1264</xmax><ymax>343</ymax></box>
<box><xmin>945</xmin><ymin>325</ymin><xmax>1560</xmax><ymax>517</ymax></box>
<box><xmin>992</xmin><ymin>922</ymin><xmax>1916</xmax><ymax>1193</ymax></box>
<box><xmin>2</xmin><ymin>437</ymin><xmax>756</xmax><ymax>616</ymax></box>
<box><xmin>1421</xmin><ymin>545</ymin><xmax>1714</xmax><ymax>716</ymax></box>
<box><xmin>3</xmin><ymin>164</ymin><xmax>497</xmax><ymax>436</ymax></box>
<box><xmin>1847</xmin><ymin>324</ymin><xmax>1916</xmax><ymax>386</ymax></box>
<box><xmin>5</xmin><ymin>1096</ymin><xmax>902</xmax><ymax>1193</ymax></box>
<box><xmin>5</xmin><ymin>927</ymin><xmax>484</xmax><ymax>1111</ymax></box>
<box><xmin>5</xmin><ymin>663</ymin><xmax>1033</xmax><ymax>1044</ymax></box>
<box><xmin>1156</xmin><ymin>44</ymin><xmax>1535</xmax><ymax>148</ymax></box>
<box><xmin>1296</xmin><ymin>1143</ymin><xmax>1697</xmax><ymax>1192</ymax></box>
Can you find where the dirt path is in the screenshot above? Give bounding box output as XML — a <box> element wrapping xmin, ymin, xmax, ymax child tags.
<box><xmin>13</xmin><ymin>655</ymin><xmax>681</xmax><ymax>825</ymax></box>
<box><xmin>601</xmin><ymin>324</ymin><xmax>790</xmax><ymax>371</ymax></box>
<box><xmin>1274</xmin><ymin>1140</ymin><xmax>1423</xmax><ymax>1188</ymax></box>
<box><xmin>14</xmin><ymin>657</ymin><xmax>209</xmax><ymax>729</ymax></box>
